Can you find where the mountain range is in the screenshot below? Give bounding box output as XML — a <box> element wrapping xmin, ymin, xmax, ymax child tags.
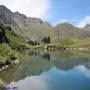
<box><xmin>0</xmin><ymin>5</ymin><xmax>90</xmax><ymax>41</ymax></box>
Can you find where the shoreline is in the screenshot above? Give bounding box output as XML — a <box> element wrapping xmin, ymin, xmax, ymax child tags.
<box><xmin>0</xmin><ymin>45</ymin><xmax>89</xmax><ymax>72</ymax></box>
<box><xmin>0</xmin><ymin>59</ymin><xmax>20</xmax><ymax>72</ymax></box>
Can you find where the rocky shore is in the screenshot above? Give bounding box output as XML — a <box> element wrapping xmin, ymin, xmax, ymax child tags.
<box><xmin>0</xmin><ymin>59</ymin><xmax>20</xmax><ymax>72</ymax></box>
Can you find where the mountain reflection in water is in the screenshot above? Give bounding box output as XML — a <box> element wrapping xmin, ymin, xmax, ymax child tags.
<box><xmin>0</xmin><ymin>50</ymin><xmax>90</xmax><ymax>90</ymax></box>
<box><xmin>7</xmin><ymin>65</ymin><xmax>90</xmax><ymax>90</ymax></box>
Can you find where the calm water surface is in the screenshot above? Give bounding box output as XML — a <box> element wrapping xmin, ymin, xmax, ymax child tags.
<box><xmin>0</xmin><ymin>50</ymin><xmax>90</xmax><ymax>90</ymax></box>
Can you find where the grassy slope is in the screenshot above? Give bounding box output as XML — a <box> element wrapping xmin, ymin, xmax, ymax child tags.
<box><xmin>51</xmin><ymin>37</ymin><xmax>90</xmax><ymax>48</ymax></box>
<box><xmin>0</xmin><ymin>45</ymin><xmax>21</xmax><ymax>64</ymax></box>
<box><xmin>6</xmin><ymin>32</ymin><xmax>29</xmax><ymax>49</ymax></box>
<box><xmin>70</xmin><ymin>38</ymin><xmax>90</xmax><ymax>48</ymax></box>
<box><xmin>0</xmin><ymin>24</ymin><xmax>28</xmax><ymax>64</ymax></box>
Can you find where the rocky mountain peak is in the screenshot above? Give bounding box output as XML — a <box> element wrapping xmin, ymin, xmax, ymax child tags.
<box><xmin>14</xmin><ymin>11</ymin><xmax>27</xmax><ymax>19</ymax></box>
<box><xmin>84</xmin><ymin>24</ymin><xmax>90</xmax><ymax>30</ymax></box>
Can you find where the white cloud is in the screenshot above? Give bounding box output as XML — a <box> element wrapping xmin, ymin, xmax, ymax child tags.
<box><xmin>0</xmin><ymin>0</ymin><xmax>50</xmax><ymax>19</ymax></box>
<box><xmin>77</xmin><ymin>16</ymin><xmax>90</xmax><ymax>28</ymax></box>
<box><xmin>74</xmin><ymin>65</ymin><xmax>90</xmax><ymax>78</ymax></box>
<box><xmin>7</xmin><ymin>75</ymin><xmax>47</xmax><ymax>90</ymax></box>
<box><xmin>60</xmin><ymin>19</ymin><xmax>68</xmax><ymax>23</ymax></box>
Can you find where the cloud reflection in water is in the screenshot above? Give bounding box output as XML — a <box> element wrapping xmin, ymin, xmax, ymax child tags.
<box><xmin>7</xmin><ymin>65</ymin><xmax>90</xmax><ymax>90</ymax></box>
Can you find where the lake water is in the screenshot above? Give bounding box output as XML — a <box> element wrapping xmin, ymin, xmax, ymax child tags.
<box><xmin>0</xmin><ymin>50</ymin><xmax>90</xmax><ymax>90</ymax></box>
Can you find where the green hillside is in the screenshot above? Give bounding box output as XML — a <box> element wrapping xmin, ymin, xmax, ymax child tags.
<box><xmin>0</xmin><ymin>22</ymin><xmax>28</xmax><ymax>65</ymax></box>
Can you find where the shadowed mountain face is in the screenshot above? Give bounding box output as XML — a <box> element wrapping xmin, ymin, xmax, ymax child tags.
<box><xmin>0</xmin><ymin>26</ymin><xmax>8</xmax><ymax>44</ymax></box>
<box><xmin>0</xmin><ymin>5</ymin><xmax>90</xmax><ymax>41</ymax></box>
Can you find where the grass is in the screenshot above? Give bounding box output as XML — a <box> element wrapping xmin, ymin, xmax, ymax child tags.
<box><xmin>0</xmin><ymin>45</ymin><xmax>21</xmax><ymax>64</ymax></box>
<box><xmin>6</xmin><ymin>32</ymin><xmax>27</xmax><ymax>44</ymax></box>
<box><xmin>70</xmin><ymin>38</ymin><xmax>90</xmax><ymax>48</ymax></box>
<box><xmin>0</xmin><ymin>80</ymin><xmax>5</xmax><ymax>90</ymax></box>
<box><xmin>52</xmin><ymin>37</ymin><xmax>90</xmax><ymax>48</ymax></box>
<box><xmin>6</xmin><ymin>32</ymin><xmax>30</xmax><ymax>49</ymax></box>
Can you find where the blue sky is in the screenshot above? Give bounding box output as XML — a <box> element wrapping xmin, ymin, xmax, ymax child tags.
<box><xmin>49</xmin><ymin>0</ymin><xmax>90</xmax><ymax>26</ymax></box>
<box><xmin>0</xmin><ymin>0</ymin><xmax>90</xmax><ymax>27</ymax></box>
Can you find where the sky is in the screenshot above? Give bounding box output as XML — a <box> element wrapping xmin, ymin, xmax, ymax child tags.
<box><xmin>0</xmin><ymin>0</ymin><xmax>90</xmax><ymax>27</ymax></box>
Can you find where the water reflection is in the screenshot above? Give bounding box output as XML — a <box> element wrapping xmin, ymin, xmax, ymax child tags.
<box><xmin>7</xmin><ymin>66</ymin><xmax>90</xmax><ymax>90</ymax></box>
<box><xmin>42</xmin><ymin>53</ymin><xmax>50</xmax><ymax>61</ymax></box>
<box><xmin>0</xmin><ymin>50</ymin><xmax>90</xmax><ymax>88</ymax></box>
